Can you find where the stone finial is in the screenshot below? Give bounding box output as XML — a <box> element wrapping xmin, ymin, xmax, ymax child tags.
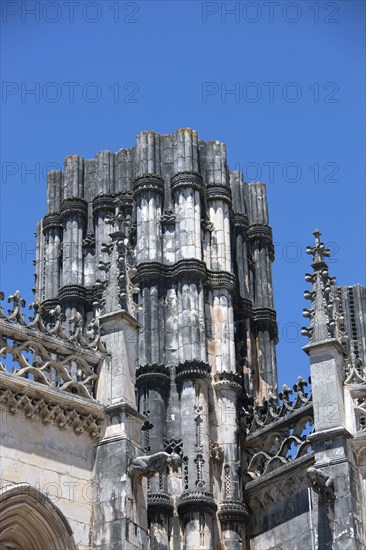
<box><xmin>306</xmin><ymin>229</ymin><xmax>330</xmax><ymax>268</ymax></box>
<box><xmin>48</xmin><ymin>304</ymin><xmax>67</xmax><ymax>339</ymax></box>
<box><xmin>302</xmin><ymin>230</ymin><xmax>345</xmax><ymax>345</ymax></box>
<box><xmin>69</xmin><ymin>311</ymin><xmax>88</xmax><ymax>346</ymax></box>
<box><xmin>7</xmin><ymin>290</ymin><xmax>27</xmax><ymax>325</ymax></box>
<box><xmin>28</xmin><ymin>300</ymin><xmax>47</xmax><ymax>332</ymax></box>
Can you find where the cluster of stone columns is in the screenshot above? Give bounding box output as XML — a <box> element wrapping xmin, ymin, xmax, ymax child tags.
<box><xmin>35</xmin><ymin>129</ymin><xmax>278</xmax><ymax>549</ymax></box>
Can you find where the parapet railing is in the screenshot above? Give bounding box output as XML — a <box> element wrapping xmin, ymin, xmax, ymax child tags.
<box><xmin>244</xmin><ymin>377</ymin><xmax>314</xmax><ymax>482</ymax></box>
<box><xmin>0</xmin><ymin>290</ymin><xmax>105</xmax><ymax>400</ymax></box>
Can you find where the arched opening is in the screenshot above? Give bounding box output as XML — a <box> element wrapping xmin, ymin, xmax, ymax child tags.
<box><xmin>0</xmin><ymin>484</ymin><xmax>77</xmax><ymax>550</ymax></box>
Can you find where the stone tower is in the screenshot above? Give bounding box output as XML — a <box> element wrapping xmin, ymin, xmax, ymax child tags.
<box><xmin>32</xmin><ymin>128</ymin><xmax>278</xmax><ymax>547</ymax></box>
<box><xmin>1</xmin><ymin>130</ymin><xmax>364</xmax><ymax>550</ymax></box>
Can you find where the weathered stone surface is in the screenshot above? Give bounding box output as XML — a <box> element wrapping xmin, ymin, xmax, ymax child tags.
<box><xmin>1</xmin><ymin>131</ymin><xmax>365</xmax><ymax>550</ymax></box>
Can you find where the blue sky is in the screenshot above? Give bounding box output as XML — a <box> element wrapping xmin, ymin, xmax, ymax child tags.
<box><xmin>1</xmin><ymin>0</ymin><xmax>365</xmax><ymax>387</ymax></box>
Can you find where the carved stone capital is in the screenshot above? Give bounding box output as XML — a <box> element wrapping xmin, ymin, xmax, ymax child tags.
<box><xmin>42</xmin><ymin>213</ymin><xmax>63</xmax><ymax>233</ymax></box>
<box><xmin>206</xmin><ymin>184</ymin><xmax>232</xmax><ymax>205</ymax></box>
<box><xmin>147</xmin><ymin>492</ymin><xmax>174</xmax><ymax>517</ymax></box>
<box><xmin>254</xmin><ymin>308</ymin><xmax>278</xmax><ymax>333</ymax></box>
<box><xmin>171</xmin><ymin>171</ymin><xmax>203</xmax><ymax>193</ymax></box>
<box><xmin>133</xmin><ymin>174</ymin><xmax>164</xmax><ymax>197</ymax></box>
<box><xmin>92</xmin><ymin>195</ymin><xmax>115</xmax><ymax>216</ymax></box>
<box><xmin>233</xmin><ymin>213</ymin><xmax>249</xmax><ymax>231</ymax></box>
<box><xmin>177</xmin><ymin>491</ymin><xmax>217</xmax><ymax>515</ymax></box>
<box><xmin>213</xmin><ymin>371</ymin><xmax>243</xmax><ymax>393</ymax></box>
<box><xmin>60</xmin><ymin>198</ymin><xmax>88</xmax><ymax>219</ymax></box>
<box><xmin>136</xmin><ymin>363</ymin><xmax>171</xmax><ymax>387</ymax></box>
<box><xmin>59</xmin><ymin>285</ymin><xmax>87</xmax><ymax>305</ymax></box>
<box><xmin>218</xmin><ymin>500</ymin><xmax>250</xmax><ymax>523</ymax></box>
<box><xmin>175</xmin><ymin>361</ymin><xmax>211</xmax><ymax>383</ymax></box>
<box><xmin>248</xmin><ymin>223</ymin><xmax>272</xmax><ymax>244</ymax></box>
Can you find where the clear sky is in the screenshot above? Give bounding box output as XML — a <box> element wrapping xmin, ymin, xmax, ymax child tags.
<box><xmin>1</xmin><ymin>0</ymin><xmax>365</xmax><ymax>387</ymax></box>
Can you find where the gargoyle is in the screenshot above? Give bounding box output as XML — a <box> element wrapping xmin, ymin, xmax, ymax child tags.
<box><xmin>128</xmin><ymin>451</ymin><xmax>181</xmax><ymax>484</ymax></box>
<box><xmin>306</xmin><ymin>467</ymin><xmax>335</xmax><ymax>501</ymax></box>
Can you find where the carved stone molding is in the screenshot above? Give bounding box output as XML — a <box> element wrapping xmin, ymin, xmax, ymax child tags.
<box><xmin>92</xmin><ymin>194</ymin><xmax>116</xmax><ymax>215</ymax></box>
<box><xmin>233</xmin><ymin>213</ymin><xmax>249</xmax><ymax>231</ymax></box>
<box><xmin>207</xmin><ymin>270</ymin><xmax>236</xmax><ymax>292</ymax></box>
<box><xmin>135</xmin><ymin>258</ymin><xmax>206</xmax><ymax>283</ymax></box>
<box><xmin>60</xmin><ymin>198</ymin><xmax>88</xmax><ymax>219</ymax></box>
<box><xmin>147</xmin><ymin>492</ymin><xmax>174</xmax><ymax>516</ymax></box>
<box><xmin>177</xmin><ymin>491</ymin><xmax>217</xmax><ymax>516</ymax></box>
<box><xmin>136</xmin><ymin>363</ymin><xmax>171</xmax><ymax>387</ymax></box>
<box><xmin>42</xmin><ymin>213</ymin><xmax>63</xmax><ymax>233</ymax></box>
<box><xmin>59</xmin><ymin>285</ymin><xmax>87</xmax><ymax>305</ymax></box>
<box><xmin>253</xmin><ymin>307</ymin><xmax>277</xmax><ymax>326</ymax></box>
<box><xmin>171</xmin><ymin>171</ymin><xmax>203</xmax><ymax>193</ymax></box>
<box><xmin>206</xmin><ymin>184</ymin><xmax>232</xmax><ymax>205</ymax></box>
<box><xmin>0</xmin><ymin>374</ymin><xmax>104</xmax><ymax>438</ymax></box>
<box><xmin>247</xmin><ymin>224</ymin><xmax>273</xmax><ymax>243</ymax></box>
<box><xmin>175</xmin><ymin>361</ymin><xmax>211</xmax><ymax>383</ymax></box>
<box><xmin>133</xmin><ymin>174</ymin><xmax>165</xmax><ymax>197</ymax></box>
<box><xmin>218</xmin><ymin>500</ymin><xmax>250</xmax><ymax>523</ymax></box>
<box><xmin>213</xmin><ymin>371</ymin><xmax>243</xmax><ymax>393</ymax></box>
<box><xmin>135</xmin><ymin>259</ymin><xmax>236</xmax><ymax>293</ymax></box>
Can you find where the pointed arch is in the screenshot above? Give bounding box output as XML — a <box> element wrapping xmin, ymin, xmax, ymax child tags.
<box><xmin>0</xmin><ymin>484</ymin><xmax>77</xmax><ymax>550</ymax></box>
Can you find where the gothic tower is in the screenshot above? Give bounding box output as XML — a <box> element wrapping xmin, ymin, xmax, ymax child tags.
<box><xmin>33</xmin><ymin>128</ymin><xmax>278</xmax><ymax>547</ymax></box>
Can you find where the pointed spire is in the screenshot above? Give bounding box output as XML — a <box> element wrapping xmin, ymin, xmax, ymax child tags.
<box><xmin>302</xmin><ymin>230</ymin><xmax>347</xmax><ymax>346</ymax></box>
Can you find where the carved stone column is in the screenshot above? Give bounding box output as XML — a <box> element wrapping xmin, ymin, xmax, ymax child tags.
<box><xmin>213</xmin><ymin>374</ymin><xmax>247</xmax><ymax>549</ymax></box>
<box><xmin>247</xmin><ymin>220</ymin><xmax>277</xmax><ymax>394</ymax></box>
<box><xmin>176</xmin><ymin>362</ymin><xmax>215</xmax><ymax>549</ymax></box>
<box><xmin>59</xmin><ymin>198</ymin><xmax>88</xmax><ymax>321</ymax></box>
<box><xmin>207</xmin><ymin>185</ymin><xmax>232</xmax><ymax>273</ymax></box>
<box><xmin>171</xmin><ymin>172</ymin><xmax>203</xmax><ymax>261</ymax></box>
<box><xmin>42</xmin><ymin>214</ymin><xmax>63</xmax><ymax>301</ymax></box>
<box><xmin>134</xmin><ymin>174</ymin><xmax>164</xmax><ymax>263</ymax></box>
<box><xmin>136</xmin><ymin>363</ymin><xmax>172</xmax><ymax>548</ymax></box>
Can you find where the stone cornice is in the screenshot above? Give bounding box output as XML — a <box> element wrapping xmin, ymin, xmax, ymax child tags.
<box><xmin>177</xmin><ymin>491</ymin><xmax>217</xmax><ymax>515</ymax></box>
<box><xmin>133</xmin><ymin>174</ymin><xmax>165</xmax><ymax>197</ymax></box>
<box><xmin>245</xmin><ymin>452</ymin><xmax>315</xmax><ymax>497</ymax></box>
<box><xmin>0</xmin><ymin>372</ymin><xmax>104</xmax><ymax>438</ymax></box>
<box><xmin>302</xmin><ymin>338</ymin><xmax>348</xmax><ymax>356</ymax></box>
<box><xmin>98</xmin><ymin>308</ymin><xmax>142</xmax><ymax>329</ymax></box>
<box><xmin>307</xmin><ymin>426</ymin><xmax>353</xmax><ymax>444</ymax></box>
<box><xmin>171</xmin><ymin>171</ymin><xmax>204</xmax><ymax>193</ymax></box>
<box><xmin>134</xmin><ymin>259</ymin><xmax>236</xmax><ymax>292</ymax></box>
